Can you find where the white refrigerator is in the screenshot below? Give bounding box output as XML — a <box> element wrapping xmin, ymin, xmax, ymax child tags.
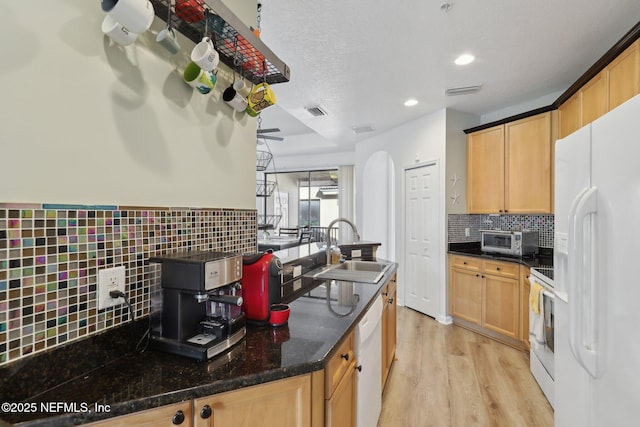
<box><xmin>554</xmin><ymin>93</ymin><xmax>640</xmax><ymax>426</ymax></box>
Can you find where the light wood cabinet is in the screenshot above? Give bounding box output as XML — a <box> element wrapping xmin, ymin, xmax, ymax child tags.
<box><xmin>482</xmin><ymin>274</ymin><xmax>519</xmax><ymax>339</ymax></box>
<box><xmin>559</xmin><ymin>92</ymin><xmax>581</xmax><ymax>139</ymax></box>
<box><xmin>467</xmin><ymin>112</ymin><xmax>552</xmax><ymax>214</ymax></box>
<box><xmin>449</xmin><ymin>255</ymin><xmax>522</xmax><ymax>344</ymax></box>
<box><xmin>324</xmin><ymin>330</ymin><xmax>357</xmax><ymax>427</ymax></box>
<box><xmin>608</xmin><ymin>39</ymin><xmax>640</xmax><ymax>110</ymax></box>
<box><xmin>450</xmin><ymin>267</ymin><xmax>483</xmax><ymax>324</ymax></box>
<box><xmin>558</xmin><ymin>39</ymin><xmax>640</xmax><ymax>139</ymax></box>
<box><xmin>467</xmin><ymin>125</ymin><xmax>505</xmax><ymax>213</ymax></box>
<box><xmin>504</xmin><ymin>113</ymin><xmax>552</xmax><ymax>213</ymax></box>
<box><xmin>381</xmin><ymin>275</ymin><xmax>397</xmax><ymax>389</ymax></box>
<box><xmin>521</xmin><ymin>267</ymin><xmax>531</xmax><ymax>350</ymax></box>
<box><xmin>85</xmin><ymin>401</ymin><xmax>193</xmax><ymax>427</ymax></box>
<box><xmin>581</xmin><ymin>71</ymin><xmax>609</xmax><ymax>125</ymax></box>
<box><xmin>325</xmin><ymin>359</ymin><xmax>357</xmax><ymax>427</ymax></box>
<box><xmin>193</xmin><ymin>374</ymin><xmax>314</xmax><ymax>427</ymax></box>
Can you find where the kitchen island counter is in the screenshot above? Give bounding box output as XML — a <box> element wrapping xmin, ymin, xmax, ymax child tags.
<box><xmin>0</xmin><ymin>262</ymin><xmax>397</xmax><ymax>426</ymax></box>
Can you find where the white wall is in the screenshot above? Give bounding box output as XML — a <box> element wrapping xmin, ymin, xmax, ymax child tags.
<box><xmin>268</xmin><ymin>151</ymin><xmax>355</xmax><ymax>172</ymax></box>
<box><xmin>1</xmin><ymin>1</ymin><xmax>257</xmax><ymax>209</ymax></box>
<box><xmin>481</xmin><ymin>90</ymin><xmax>564</xmax><ymax>124</ymax></box>
<box><xmin>355</xmin><ymin>109</ymin><xmax>479</xmax><ymax>321</ymax></box>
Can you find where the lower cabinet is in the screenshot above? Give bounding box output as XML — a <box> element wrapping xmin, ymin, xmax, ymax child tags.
<box><xmin>193</xmin><ymin>374</ymin><xmax>315</xmax><ymax>427</ymax></box>
<box><xmin>85</xmin><ymin>401</ymin><xmax>193</xmax><ymax>427</ymax></box>
<box><xmin>381</xmin><ymin>274</ymin><xmax>397</xmax><ymax>389</ymax></box>
<box><xmin>449</xmin><ymin>255</ymin><xmax>523</xmax><ymax>347</ymax></box>
<box><xmin>325</xmin><ymin>359</ymin><xmax>357</xmax><ymax>427</ymax></box>
<box><xmin>84</xmin><ymin>274</ymin><xmax>400</xmax><ymax>427</ymax></box>
<box><xmin>324</xmin><ymin>330</ymin><xmax>357</xmax><ymax>427</ymax></box>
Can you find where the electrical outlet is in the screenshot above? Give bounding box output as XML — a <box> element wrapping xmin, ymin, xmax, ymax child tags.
<box><xmin>465</xmin><ymin>227</ymin><xmax>470</xmax><ymax>237</ymax></box>
<box><xmin>98</xmin><ymin>266</ymin><xmax>126</xmax><ymax>309</ymax></box>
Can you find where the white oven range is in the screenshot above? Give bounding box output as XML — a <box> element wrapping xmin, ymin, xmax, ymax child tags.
<box><xmin>529</xmin><ymin>266</ymin><xmax>555</xmax><ymax>408</ymax></box>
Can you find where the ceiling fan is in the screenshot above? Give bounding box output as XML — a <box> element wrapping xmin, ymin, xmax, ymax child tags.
<box><xmin>257</xmin><ymin>127</ymin><xmax>284</xmax><ymax>143</ymax></box>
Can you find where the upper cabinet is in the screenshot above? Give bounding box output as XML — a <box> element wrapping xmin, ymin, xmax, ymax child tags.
<box><xmin>558</xmin><ymin>39</ymin><xmax>640</xmax><ymax>139</ymax></box>
<box><xmin>467</xmin><ymin>112</ymin><xmax>552</xmax><ymax>214</ymax></box>
<box><xmin>608</xmin><ymin>39</ymin><xmax>640</xmax><ymax>110</ymax></box>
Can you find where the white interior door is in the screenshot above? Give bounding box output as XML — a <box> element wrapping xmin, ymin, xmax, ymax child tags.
<box><xmin>404</xmin><ymin>162</ymin><xmax>440</xmax><ymax>317</ymax></box>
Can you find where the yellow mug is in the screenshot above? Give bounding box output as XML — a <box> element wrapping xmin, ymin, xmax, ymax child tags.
<box><xmin>246</xmin><ymin>83</ymin><xmax>276</xmax><ymax>116</ymax></box>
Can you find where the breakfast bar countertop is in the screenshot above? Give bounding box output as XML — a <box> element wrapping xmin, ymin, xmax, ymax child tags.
<box><xmin>0</xmin><ymin>262</ymin><xmax>397</xmax><ymax>427</ymax></box>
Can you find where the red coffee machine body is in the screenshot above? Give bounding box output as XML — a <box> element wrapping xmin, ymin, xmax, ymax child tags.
<box><xmin>241</xmin><ymin>252</ymin><xmax>283</xmax><ymax>323</ymax></box>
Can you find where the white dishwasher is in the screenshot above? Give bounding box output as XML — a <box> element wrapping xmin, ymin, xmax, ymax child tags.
<box><xmin>355</xmin><ymin>294</ymin><xmax>384</xmax><ymax>427</ymax></box>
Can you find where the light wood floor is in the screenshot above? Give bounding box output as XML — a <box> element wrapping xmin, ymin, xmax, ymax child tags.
<box><xmin>379</xmin><ymin>307</ymin><xmax>553</xmax><ymax>427</ymax></box>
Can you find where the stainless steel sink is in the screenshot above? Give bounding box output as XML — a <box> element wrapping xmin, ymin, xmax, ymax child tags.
<box><xmin>331</xmin><ymin>260</ymin><xmax>389</xmax><ymax>272</ymax></box>
<box><xmin>309</xmin><ymin>260</ymin><xmax>392</xmax><ymax>284</ymax></box>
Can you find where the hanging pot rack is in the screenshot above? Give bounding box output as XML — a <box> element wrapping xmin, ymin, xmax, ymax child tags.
<box><xmin>149</xmin><ymin>0</ymin><xmax>290</xmax><ymax>85</ymax></box>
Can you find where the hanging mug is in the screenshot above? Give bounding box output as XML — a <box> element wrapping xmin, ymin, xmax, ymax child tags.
<box><xmin>191</xmin><ymin>37</ymin><xmax>220</xmax><ymax>72</ymax></box>
<box><xmin>101</xmin><ymin>0</ymin><xmax>155</xmax><ymax>34</ymax></box>
<box><xmin>156</xmin><ymin>27</ymin><xmax>180</xmax><ymax>54</ymax></box>
<box><xmin>183</xmin><ymin>62</ymin><xmax>216</xmax><ymax>94</ymax></box>
<box><xmin>246</xmin><ymin>83</ymin><xmax>276</xmax><ymax>116</ymax></box>
<box><xmin>223</xmin><ymin>85</ymin><xmax>249</xmax><ymax>112</ymax></box>
<box><xmin>101</xmin><ymin>14</ymin><xmax>138</xmax><ymax>46</ymax></box>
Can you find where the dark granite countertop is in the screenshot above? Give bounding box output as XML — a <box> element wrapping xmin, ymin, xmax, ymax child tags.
<box><xmin>0</xmin><ymin>262</ymin><xmax>397</xmax><ymax>427</ymax></box>
<box><xmin>448</xmin><ymin>242</ymin><xmax>553</xmax><ymax>268</ymax></box>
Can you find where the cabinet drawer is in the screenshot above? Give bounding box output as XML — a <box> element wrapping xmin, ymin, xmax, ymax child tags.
<box><xmin>325</xmin><ymin>331</ymin><xmax>355</xmax><ymax>399</ymax></box>
<box><xmin>450</xmin><ymin>255</ymin><xmax>482</xmax><ymax>271</ymax></box>
<box><xmin>482</xmin><ymin>260</ymin><xmax>520</xmax><ymax>279</ymax></box>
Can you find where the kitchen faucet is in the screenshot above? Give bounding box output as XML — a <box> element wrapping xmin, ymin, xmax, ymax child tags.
<box><xmin>325</xmin><ymin>218</ymin><xmax>360</xmax><ymax>265</ymax></box>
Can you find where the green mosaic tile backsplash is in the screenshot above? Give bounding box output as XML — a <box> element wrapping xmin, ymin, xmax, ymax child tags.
<box><xmin>0</xmin><ymin>205</ymin><xmax>257</xmax><ymax>366</ymax></box>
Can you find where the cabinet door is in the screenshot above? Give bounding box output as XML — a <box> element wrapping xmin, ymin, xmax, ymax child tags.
<box><xmin>467</xmin><ymin>126</ymin><xmax>505</xmax><ymax>213</ymax></box>
<box><xmin>450</xmin><ymin>268</ymin><xmax>482</xmax><ymax>325</ymax></box>
<box><xmin>521</xmin><ymin>268</ymin><xmax>531</xmax><ymax>349</ymax></box>
<box><xmin>381</xmin><ymin>278</ymin><xmax>397</xmax><ymax>389</ymax></box>
<box><xmin>85</xmin><ymin>401</ymin><xmax>192</xmax><ymax>427</ymax></box>
<box><xmin>581</xmin><ymin>70</ymin><xmax>608</xmax><ymax>125</ymax></box>
<box><xmin>326</xmin><ymin>361</ymin><xmax>357</xmax><ymax>427</ymax></box>
<box><xmin>504</xmin><ymin>112</ymin><xmax>552</xmax><ymax>213</ymax></box>
<box><xmin>608</xmin><ymin>40</ymin><xmax>640</xmax><ymax>111</ymax></box>
<box><xmin>559</xmin><ymin>92</ymin><xmax>581</xmax><ymax>139</ymax></box>
<box><xmin>482</xmin><ymin>275</ymin><xmax>520</xmax><ymax>340</ymax></box>
<box><xmin>193</xmin><ymin>375</ymin><xmax>312</xmax><ymax>427</ymax></box>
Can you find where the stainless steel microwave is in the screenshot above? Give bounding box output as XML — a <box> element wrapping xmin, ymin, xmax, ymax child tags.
<box><xmin>481</xmin><ymin>230</ymin><xmax>539</xmax><ymax>256</ymax></box>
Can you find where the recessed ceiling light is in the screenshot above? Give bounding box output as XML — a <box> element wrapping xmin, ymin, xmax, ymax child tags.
<box><xmin>454</xmin><ymin>54</ymin><xmax>475</xmax><ymax>66</ymax></box>
<box><xmin>404</xmin><ymin>99</ymin><xmax>419</xmax><ymax>107</ymax></box>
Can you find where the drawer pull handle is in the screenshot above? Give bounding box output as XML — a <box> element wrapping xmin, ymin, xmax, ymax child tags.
<box><xmin>341</xmin><ymin>353</ymin><xmax>350</xmax><ymax>361</ymax></box>
<box><xmin>172</xmin><ymin>410</ymin><xmax>185</xmax><ymax>425</ymax></box>
<box><xmin>463</xmin><ymin>261</ymin><xmax>467</xmax><ymax>265</ymax></box>
<box><xmin>496</xmin><ymin>267</ymin><xmax>500</xmax><ymax>271</ymax></box>
<box><xmin>200</xmin><ymin>405</ymin><xmax>212</xmax><ymax>419</ymax></box>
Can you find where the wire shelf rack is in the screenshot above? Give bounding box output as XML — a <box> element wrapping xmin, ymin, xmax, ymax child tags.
<box><xmin>256</xmin><ymin>150</ymin><xmax>273</xmax><ymax>171</ymax></box>
<box><xmin>257</xmin><ymin>214</ymin><xmax>281</xmax><ymax>230</ymax></box>
<box><xmin>256</xmin><ymin>180</ymin><xmax>277</xmax><ymax>197</ymax></box>
<box><xmin>150</xmin><ymin>0</ymin><xmax>290</xmax><ymax>84</ymax></box>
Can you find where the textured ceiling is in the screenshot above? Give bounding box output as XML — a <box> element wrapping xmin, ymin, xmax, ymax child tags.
<box><xmin>255</xmin><ymin>1</ymin><xmax>640</xmax><ymax>156</ymax></box>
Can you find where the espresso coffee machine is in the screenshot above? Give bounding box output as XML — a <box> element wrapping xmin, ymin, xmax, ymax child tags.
<box><xmin>148</xmin><ymin>251</ymin><xmax>246</xmax><ymax>361</ymax></box>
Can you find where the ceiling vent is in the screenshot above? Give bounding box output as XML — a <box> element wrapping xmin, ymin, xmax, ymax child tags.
<box><xmin>351</xmin><ymin>125</ymin><xmax>375</xmax><ymax>134</ymax></box>
<box><xmin>445</xmin><ymin>84</ymin><xmax>483</xmax><ymax>96</ymax></box>
<box><xmin>305</xmin><ymin>105</ymin><xmax>327</xmax><ymax>117</ymax></box>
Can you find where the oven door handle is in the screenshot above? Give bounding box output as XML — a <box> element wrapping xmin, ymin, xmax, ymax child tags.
<box><xmin>568</xmin><ymin>186</ymin><xmax>601</xmax><ymax>378</ymax></box>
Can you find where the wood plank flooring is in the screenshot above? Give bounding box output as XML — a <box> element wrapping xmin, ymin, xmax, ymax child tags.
<box><xmin>379</xmin><ymin>307</ymin><xmax>553</xmax><ymax>427</ymax></box>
